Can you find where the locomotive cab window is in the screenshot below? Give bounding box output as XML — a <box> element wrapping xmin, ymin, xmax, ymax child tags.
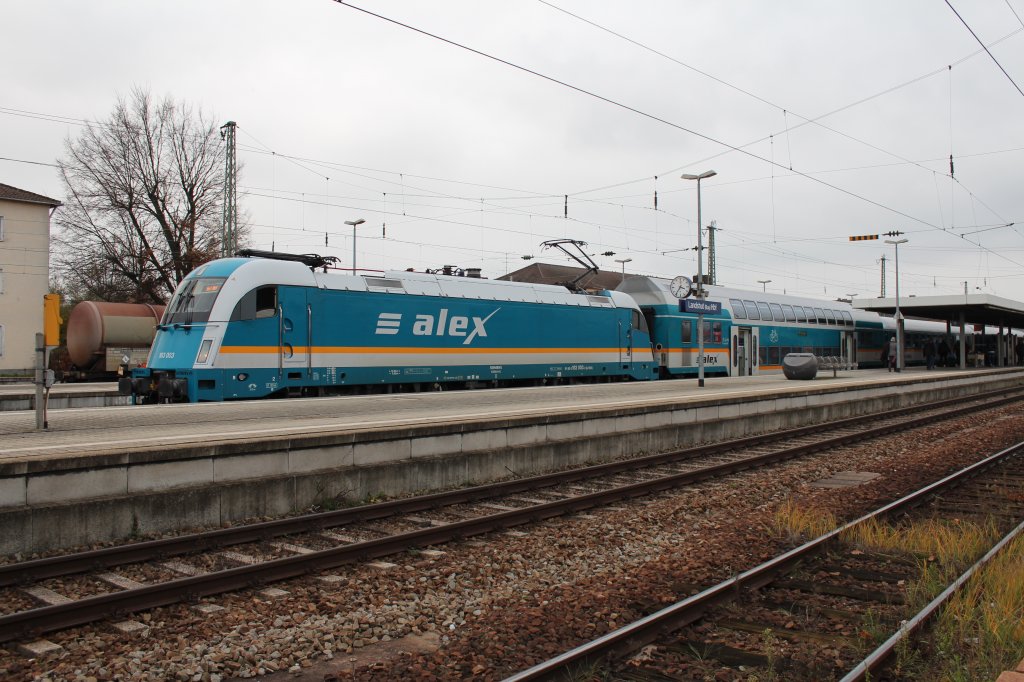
<box><xmin>164</xmin><ymin>277</ymin><xmax>226</xmax><ymax>324</ymax></box>
<box><xmin>231</xmin><ymin>285</ymin><xmax>278</xmax><ymax>321</ymax></box>
<box><xmin>631</xmin><ymin>309</ymin><xmax>649</xmax><ymax>333</ymax></box>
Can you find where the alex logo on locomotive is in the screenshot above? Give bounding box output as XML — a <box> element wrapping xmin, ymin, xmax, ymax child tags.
<box><xmin>374</xmin><ymin>308</ymin><xmax>500</xmax><ymax>345</ymax></box>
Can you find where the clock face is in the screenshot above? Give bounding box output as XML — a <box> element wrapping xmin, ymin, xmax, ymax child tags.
<box><xmin>670</xmin><ymin>275</ymin><xmax>692</xmax><ymax>299</ymax></box>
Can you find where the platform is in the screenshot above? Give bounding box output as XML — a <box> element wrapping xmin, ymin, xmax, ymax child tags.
<box><xmin>2</xmin><ymin>367</ymin><xmax>1022</xmax><ymax>554</ymax></box>
<box><xmin>0</xmin><ymin>381</ymin><xmax>127</xmax><ymax>412</ymax></box>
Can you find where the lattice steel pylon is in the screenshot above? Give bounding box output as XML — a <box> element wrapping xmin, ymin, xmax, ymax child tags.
<box><xmin>220</xmin><ymin>121</ymin><xmax>238</xmax><ymax>257</ymax></box>
<box><xmin>706</xmin><ymin>220</ymin><xmax>718</xmax><ymax>285</ymax></box>
<box><xmin>879</xmin><ymin>254</ymin><xmax>887</xmax><ymax>297</ymax></box>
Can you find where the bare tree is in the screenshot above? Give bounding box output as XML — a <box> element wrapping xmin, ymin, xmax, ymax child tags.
<box><xmin>55</xmin><ymin>88</ymin><xmax>232</xmax><ymax>304</ymax></box>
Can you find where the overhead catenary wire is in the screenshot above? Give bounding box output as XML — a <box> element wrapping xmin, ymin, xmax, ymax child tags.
<box><xmin>945</xmin><ymin>0</ymin><xmax>1024</xmax><ymax>99</ymax></box>
<box><xmin>327</xmin><ymin>0</ymin><xmax>1023</xmax><ymax>273</ymax></box>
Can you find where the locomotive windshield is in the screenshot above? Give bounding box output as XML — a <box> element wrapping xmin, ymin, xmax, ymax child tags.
<box><xmin>163</xmin><ymin>277</ymin><xmax>226</xmax><ymax>324</ymax></box>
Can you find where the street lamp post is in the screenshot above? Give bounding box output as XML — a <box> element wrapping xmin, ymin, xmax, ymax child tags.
<box><xmin>614</xmin><ymin>257</ymin><xmax>632</xmax><ymax>281</ymax></box>
<box><xmin>345</xmin><ymin>218</ymin><xmax>366</xmax><ymax>272</ymax></box>
<box><xmin>757</xmin><ymin>279</ymin><xmax>772</xmax><ymax>292</ymax></box>
<box><xmin>681</xmin><ymin>170</ymin><xmax>716</xmax><ymax>387</ymax></box>
<box><xmin>884</xmin><ymin>237</ymin><xmax>908</xmax><ymax>372</ymax></box>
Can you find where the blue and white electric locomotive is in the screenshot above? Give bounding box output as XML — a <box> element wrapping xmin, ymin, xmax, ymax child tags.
<box><xmin>125</xmin><ymin>252</ymin><xmax>658</xmax><ymax>402</ymax></box>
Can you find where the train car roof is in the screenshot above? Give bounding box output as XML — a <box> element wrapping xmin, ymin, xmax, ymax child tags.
<box><xmin>616</xmin><ymin>275</ymin><xmax>954</xmax><ymax>331</ymax></box>
<box><xmin>617</xmin><ymin>276</ymin><xmax>863</xmax><ymax>314</ymax></box>
<box><xmin>197</xmin><ymin>256</ymin><xmax>637</xmax><ymax>310</ymax></box>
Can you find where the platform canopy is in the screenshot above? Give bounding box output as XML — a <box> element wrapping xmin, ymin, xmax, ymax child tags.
<box><xmin>852</xmin><ymin>293</ymin><xmax>1024</xmax><ymax>331</ymax></box>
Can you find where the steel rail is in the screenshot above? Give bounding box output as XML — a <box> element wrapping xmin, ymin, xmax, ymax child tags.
<box><xmin>840</xmin><ymin>518</ymin><xmax>1024</xmax><ymax>681</ymax></box>
<box><xmin>503</xmin><ymin>441</ymin><xmax>1024</xmax><ymax>681</ymax></box>
<box><xmin>3</xmin><ymin>387</ymin><xmax>1019</xmax><ymax>588</ymax></box>
<box><xmin>2</xmin><ymin>394</ymin><xmax>1021</xmax><ymax>643</ymax></box>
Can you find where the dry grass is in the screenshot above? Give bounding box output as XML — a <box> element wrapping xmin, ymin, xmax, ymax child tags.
<box><xmin>774</xmin><ymin>499</ymin><xmax>1024</xmax><ymax>680</ymax></box>
<box><xmin>771</xmin><ymin>498</ymin><xmax>838</xmax><ymax>541</ymax></box>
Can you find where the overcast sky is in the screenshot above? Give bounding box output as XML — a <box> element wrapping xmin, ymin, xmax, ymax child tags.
<box><xmin>4</xmin><ymin>1</ymin><xmax>1024</xmax><ymax>302</ymax></box>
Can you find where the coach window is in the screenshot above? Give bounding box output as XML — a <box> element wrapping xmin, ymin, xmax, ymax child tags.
<box><xmin>825</xmin><ymin>310</ymin><xmax>837</xmax><ymax>325</ymax></box>
<box><xmin>813</xmin><ymin>307</ymin><xmax>826</xmax><ymax>324</ymax></box>
<box><xmin>743</xmin><ymin>300</ymin><xmax>760</xmax><ymax>320</ymax></box>
<box><xmin>711</xmin><ymin>321</ymin><xmax>723</xmax><ymax>343</ymax></box>
<box><xmin>769</xmin><ymin>303</ymin><xmax>784</xmax><ymax>321</ymax></box>
<box><xmin>730</xmin><ymin>299</ymin><xmax>747</xmax><ymax>319</ymax></box>
<box><xmin>782</xmin><ymin>304</ymin><xmax>795</xmax><ymax>322</ymax></box>
<box><xmin>681</xmin><ymin>320</ymin><xmax>692</xmax><ymax>343</ymax></box>
<box><xmin>757</xmin><ymin>302</ymin><xmax>772</xmax><ymax>320</ymax></box>
<box><xmin>841</xmin><ymin>311</ymin><xmax>853</xmax><ymax>326</ymax></box>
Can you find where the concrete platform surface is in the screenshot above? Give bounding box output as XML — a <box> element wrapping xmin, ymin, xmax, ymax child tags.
<box><xmin>3</xmin><ymin>366</ymin><xmax>1021</xmax><ymax>554</ymax></box>
<box><xmin>0</xmin><ymin>381</ymin><xmax>126</xmax><ymax>411</ymax></box>
<box><xmin>2</xmin><ymin>367</ymin><xmax>1018</xmax><ymax>465</ymax></box>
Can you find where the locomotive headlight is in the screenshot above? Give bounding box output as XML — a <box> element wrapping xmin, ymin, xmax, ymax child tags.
<box><xmin>196</xmin><ymin>338</ymin><xmax>213</xmax><ymax>364</ymax></box>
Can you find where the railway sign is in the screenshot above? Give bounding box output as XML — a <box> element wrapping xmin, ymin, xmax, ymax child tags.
<box><xmin>848</xmin><ymin>234</ymin><xmax>879</xmax><ymax>241</ymax></box>
<box><xmin>681</xmin><ymin>299</ymin><xmax>721</xmax><ymax>314</ymax></box>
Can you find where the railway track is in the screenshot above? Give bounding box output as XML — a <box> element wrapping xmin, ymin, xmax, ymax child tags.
<box><xmin>2</xmin><ymin>387</ymin><xmax>1022</xmax><ymax>648</ymax></box>
<box><xmin>506</xmin><ymin>439</ymin><xmax>1024</xmax><ymax>681</ymax></box>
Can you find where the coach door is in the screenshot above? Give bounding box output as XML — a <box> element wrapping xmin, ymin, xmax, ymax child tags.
<box><xmin>731</xmin><ymin>327</ymin><xmax>757</xmax><ymax>376</ymax></box>
<box><xmin>843</xmin><ymin>330</ymin><xmax>857</xmax><ymax>368</ymax></box>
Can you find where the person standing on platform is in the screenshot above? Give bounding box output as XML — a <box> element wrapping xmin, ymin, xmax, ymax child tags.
<box><xmin>924</xmin><ymin>339</ymin><xmax>936</xmax><ymax>370</ymax></box>
<box><xmin>938</xmin><ymin>338</ymin><xmax>951</xmax><ymax>367</ymax></box>
<box><xmin>888</xmin><ymin>336</ymin><xmax>897</xmax><ymax>372</ymax></box>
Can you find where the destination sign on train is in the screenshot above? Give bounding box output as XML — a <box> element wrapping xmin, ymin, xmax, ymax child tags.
<box><xmin>680</xmin><ymin>299</ymin><xmax>722</xmax><ymax>314</ymax></box>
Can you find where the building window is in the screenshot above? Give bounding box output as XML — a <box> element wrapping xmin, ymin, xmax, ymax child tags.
<box><xmin>0</xmin><ymin>324</ymin><xmax>4</xmax><ymax>357</ymax></box>
<box><xmin>0</xmin><ymin>215</ymin><xmax>5</xmax><ymax>241</ymax></box>
<box><xmin>0</xmin><ymin>268</ymin><xmax>4</xmax><ymax>294</ymax></box>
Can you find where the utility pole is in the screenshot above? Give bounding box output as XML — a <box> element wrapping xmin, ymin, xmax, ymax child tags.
<box><xmin>707</xmin><ymin>220</ymin><xmax>718</xmax><ymax>285</ymax></box>
<box><xmin>879</xmin><ymin>254</ymin><xmax>887</xmax><ymax>297</ymax></box>
<box><xmin>220</xmin><ymin>121</ymin><xmax>238</xmax><ymax>257</ymax></box>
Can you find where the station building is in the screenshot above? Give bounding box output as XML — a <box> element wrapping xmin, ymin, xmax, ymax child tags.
<box><xmin>0</xmin><ymin>183</ymin><xmax>61</xmax><ymax>375</ymax></box>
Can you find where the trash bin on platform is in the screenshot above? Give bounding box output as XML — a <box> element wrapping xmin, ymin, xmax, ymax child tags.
<box><xmin>783</xmin><ymin>353</ymin><xmax>818</xmax><ymax>380</ymax></box>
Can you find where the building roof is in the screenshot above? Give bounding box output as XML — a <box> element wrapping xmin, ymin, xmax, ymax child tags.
<box><xmin>853</xmin><ymin>293</ymin><xmax>1024</xmax><ymax>330</ymax></box>
<box><xmin>0</xmin><ymin>182</ymin><xmax>62</xmax><ymax>207</ymax></box>
<box><xmin>498</xmin><ymin>262</ymin><xmax>626</xmax><ymax>291</ymax></box>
